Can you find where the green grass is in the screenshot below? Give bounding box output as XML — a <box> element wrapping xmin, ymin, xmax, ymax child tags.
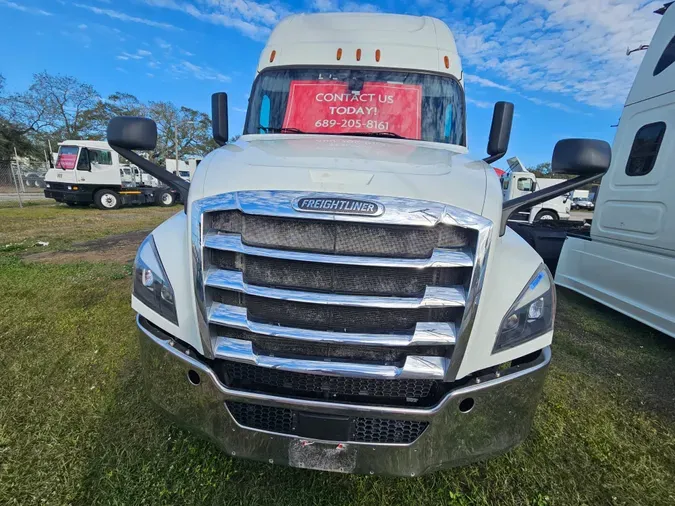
<box><xmin>0</xmin><ymin>205</ymin><xmax>673</xmax><ymax>506</ymax></box>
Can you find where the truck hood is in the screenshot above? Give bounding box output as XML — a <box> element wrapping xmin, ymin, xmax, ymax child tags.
<box><xmin>195</xmin><ymin>135</ymin><xmax>498</xmax><ymax>219</ymax></box>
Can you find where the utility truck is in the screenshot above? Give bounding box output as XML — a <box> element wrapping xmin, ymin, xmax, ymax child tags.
<box><xmin>501</xmin><ymin>157</ymin><xmax>572</xmax><ymax>222</ymax></box>
<box><xmin>43</xmin><ymin>140</ymin><xmax>177</xmax><ymax>209</ymax></box>
<box><xmin>555</xmin><ymin>3</ymin><xmax>675</xmax><ymax>338</ymax></box>
<box><xmin>108</xmin><ymin>13</ymin><xmax>609</xmax><ymax>475</ymax></box>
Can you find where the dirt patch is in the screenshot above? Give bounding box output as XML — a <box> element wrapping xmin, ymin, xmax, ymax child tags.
<box><xmin>23</xmin><ymin>230</ymin><xmax>151</xmax><ymax>264</ymax></box>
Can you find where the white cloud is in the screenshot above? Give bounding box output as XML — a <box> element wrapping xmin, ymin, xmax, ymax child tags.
<box><xmin>74</xmin><ymin>3</ymin><xmax>180</xmax><ymax>30</ymax></box>
<box><xmin>155</xmin><ymin>37</ymin><xmax>172</xmax><ymax>50</ymax></box>
<box><xmin>144</xmin><ymin>0</ymin><xmax>283</xmax><ymax>40</ymax></box>
<box><xmin>449</xmin><ymin>0</ymin><xmax>661</xmax><ymax>108</ymax></box>
<box><xmin>464</xmin><ymin>74</ymin><xmax>514</xmax><ymax>92</ymax></box>
<box><xmin>78</xmin><ymin>24</ymin><xmax>88</xmax><ymax>29</ymax></box>
<box><xmin>173</xmin><ymin>60</ymin><xmax>231</xmax><ymax>82</ymax></box>
<box><xmin>466</xmin><ymin>97</ymin><xmax>493</xmax><ymax>108</ymax></box>
<box><xmin>117</xmin><ymin>49</ymin><xmax>152</xmax><ymax>60</ymax></box>
<box><xmin>312</xmin><ymin>0</ymin><xmax>336</xmax><ymax>11</ymax></box>
<box><xmin>0</xmin><ymin>0</ymin><xmax>52</xmax><ymax>15</ymax></box>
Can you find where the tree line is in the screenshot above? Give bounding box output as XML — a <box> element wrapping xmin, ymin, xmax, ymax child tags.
<box><xmin>0</xmin><ymin>71</ymin><xmax>218</xmax><ymax>161</ymax></box>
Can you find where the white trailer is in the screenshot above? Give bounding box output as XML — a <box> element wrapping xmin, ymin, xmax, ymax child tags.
<box><xmin>43</xmin><ymin>140</ymin><xmax>177</xmax><ymax>209</ymax></box>
<box><xmin>105</xmin><ymin>13</ymin><xmax>610</xmax><ymax>475</ymax></box>
<box><xmin>556</xmin><ymin>3</ymin><xmax>675</xmax><ymax>338</ymax></box>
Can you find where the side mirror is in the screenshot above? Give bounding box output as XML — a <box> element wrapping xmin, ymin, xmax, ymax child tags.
<box><xmin>212</xmin><ymin>92</ymin><xmax>229</xmax><ymax>146</ymax></box>
<box><xmin>484</xmin><ymin>101</ymin><xmax>514</xmax><ymax>164</ymax></box>
<box><xmin>552</xmin><ymin>138</ymin><xmax>611</xmax><ymax>175</ymax></box>
<box><xmin>107</xmin><ymin>116</ymin><xmax>189</xmax><ymax>202</ymax></box>
<box><xmin>107</xmin><ymin>117</ymin><xmax>157</xmax><ymax>151</ymax></box>
<box><xmin>501</xmin><ymin>137</ymin><xmax>611</xmax><ymax>235</ymax></box>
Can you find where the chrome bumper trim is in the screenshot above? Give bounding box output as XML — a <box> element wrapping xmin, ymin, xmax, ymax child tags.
<box><xmin>208</xmin><ymin>303</ymin><xmax>457</xmax><ymax>346</ymax></box>
<box><xmin>138</xmin><ymin>316</ymin><xmax>550</xmax><ymax>475</ymax></box>
<box><xmin>204</xmin><ymin>233</ymin><xmax>474</xmax><ymax>268</ymax></box>
<box><xmin>205</xmin><ymin>269</ymin><xmax>466</xmax><ymax>309</ymax></box>
<box><xmin>213</xmin><ymin>336</ymin><xmax>450</xmax><ymax>379</ymax></box>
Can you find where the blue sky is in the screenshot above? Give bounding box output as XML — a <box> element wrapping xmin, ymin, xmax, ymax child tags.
<box><xmin>0</xmin><ymin>0</ymin><xmax>663</xmax><ymax>168</ymax></box>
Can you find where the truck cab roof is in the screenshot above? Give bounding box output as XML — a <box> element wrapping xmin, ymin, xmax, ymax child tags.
<box><xmin>58</xmin><ymin>140</ymin><xmax>112</xmax><ymax>150</ymax></box>
<box><xmin>258</xmin><ymin>13</ymin><xmax>462</xmax><ymax>81</ymax></box>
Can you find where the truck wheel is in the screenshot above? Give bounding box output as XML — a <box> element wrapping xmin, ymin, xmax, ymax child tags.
<box><xmin>94</xmin><ymin>189</ymin><xmax>121</xmax><ymax>210</ymax></box>
<box><xmin>534</xmin><ymin>210</ymin><xmax>558</xmax><ymax>221</ymax></box>
<box><xmin>157</xmin><ymin>190</ymin><xmax>175</xmax><ymax>207</ymax></box>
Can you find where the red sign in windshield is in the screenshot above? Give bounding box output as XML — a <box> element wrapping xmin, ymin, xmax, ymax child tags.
<box><xmin>56</xmin><ymin>154</ymin><xmax>77</xmax><ymax>170</ymax></box>
<box><xmin>282</xmin><ymin>81</ymin><xmax>422</xmax><ymax>139</ymax></box>
<box><xmin>56</xmin><ymin>147</ymin><xmax>78</xmax><ymax>170</ymax></box>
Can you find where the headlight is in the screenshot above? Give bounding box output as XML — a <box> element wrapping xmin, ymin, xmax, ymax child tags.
<box><xmin>493</xmin><ymin>265</ymin><xmax>555</xmax><ymax>353</ymax></box>
<box><xmin>133</xmin><ymin>235</ymin><xmax>177</xmax><ymax>324</ymax></box>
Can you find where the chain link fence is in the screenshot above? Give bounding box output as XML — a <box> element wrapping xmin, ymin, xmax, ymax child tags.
<box><xmin>0</xmin><ymin>159</ymin><xmax>51</xmax><ymax>206</ymax></box>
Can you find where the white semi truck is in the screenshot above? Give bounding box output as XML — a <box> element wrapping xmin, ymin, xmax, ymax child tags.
<box><xmin>555</xmin><ymin>3</ymin><xmax>675</xmax><ymax>338</ymax></box>
<box><xmin>107</xmin><ymin>13</ymin><xmax>609</xmax><ymax>475</ymax></box>
<box><xmin>43</xmin><ymin>140</ymin><xmax>177</xmax><ymax>209</ymax></box>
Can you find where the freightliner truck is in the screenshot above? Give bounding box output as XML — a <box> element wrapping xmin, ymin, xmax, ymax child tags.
<box><xmin>107</xmin><ymin>13</ymin><xmax>610</xmax><ymax>475</ymax></box>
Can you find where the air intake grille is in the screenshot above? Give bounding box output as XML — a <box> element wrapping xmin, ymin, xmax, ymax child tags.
<box><xmin>212</xmin><ymin>292</ymin><xmax>461</xmax><ymax>334</ymax></box>
<box><xmin>226</xmin><ymin>401</ymin><xmax>428</xmax><ymax>444</ymax></box>
<box><xmin>352</xmin><ymin>417</ymin><xmax>429</xmax><ymax>444</ymax></box>
<box><xmin>197</xmin><ymin>192</ymin><xmax>486</xmax><ymax>410</ymax></box>
<box><xmin>210</xmin><ymin>252</ymin><xmax>470</xmax><ymax>297</ymax></box>
<box><xmin>211</xmin><ymin>211</ymin><xmax>471</xmax><ymax>258</ymax></box>
<box><xmin>217</xmin><ymin>361</ymin><xmax>440</xmax><ymax>406</ymax></box>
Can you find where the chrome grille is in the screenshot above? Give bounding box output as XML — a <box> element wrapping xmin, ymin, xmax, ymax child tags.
<box><xmin>192</xmin><ymin>191</ymin><xmax>492</xmax><ymax>407</ymax></box>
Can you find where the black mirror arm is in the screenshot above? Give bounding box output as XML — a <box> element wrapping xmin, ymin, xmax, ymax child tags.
<box><xmin>483</xmin><ymin>152</ymin><xmax>506</xmax><ymax>165</ymax></box>
<box><xmin>110</xmin><ymin>144</ymin><xmax>190</xmax><ymax>201</ymax></box>
<box><xmin>500</xmin><ymin>172</ymin><xmax>604</xmax><ymax>235</ymax></box>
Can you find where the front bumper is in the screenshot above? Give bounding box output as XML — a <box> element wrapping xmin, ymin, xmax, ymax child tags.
<box><xmin>138</xmin><ymin>317</ymin><xmax>550</xmax><ymax>476</ymax></box>
<box><xmin>44</xmin><ymin>188</ymin><xmax>92</xmax><ymax>203</ymax></box>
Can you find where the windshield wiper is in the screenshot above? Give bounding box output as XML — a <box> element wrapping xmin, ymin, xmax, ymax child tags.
<box><xmin>258</xmin><ymin>125</ymin><xmax>306</xmax><ymax>134</ymax></box>
<box><xmin>335</xmin><ymin>131</ymin><xmax>407</xmax><ymax>139</ymax></box>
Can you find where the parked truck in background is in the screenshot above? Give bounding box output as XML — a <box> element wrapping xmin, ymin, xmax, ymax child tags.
<box><xmin>43</xmin><ymin>140</ymin><xmax>177</xmax><ymax>209</ymax></box>
<box><xmin>166</xmin><ymin>157</ymin><xmax>204</xmax><ymax>182</ymax></box>
<box><xmin>555</xmin><ymin>2</ymin><xmax>675</xmax><ymax>338</ymax></box>
<box><xmin>106</xmin><ymin>13</ymin><xmax>609</xmax><ymax>475</ymax></box>
<box><xmin>501</xmin><ymin>157</ymin><xmax>572</xmax><ymax>222</ymax></box>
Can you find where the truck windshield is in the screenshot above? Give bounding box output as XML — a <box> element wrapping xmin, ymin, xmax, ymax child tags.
<box><xmin>245</xmin><ymin>68</ymin><xmax>465</xmax><ymax>145</ymax></box>
<box><xmin>55</xmin><ymin>146</ymin><xmax>79</xmax><ymax>170</ymax></box>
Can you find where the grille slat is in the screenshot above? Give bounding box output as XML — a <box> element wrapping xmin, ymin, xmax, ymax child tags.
<box><xmin>217</xmin><ymin>361</ymin><xmax>440</xmax><ymax>406</ymax></box>
<box><xmin>209</xmin><ymin>252</ymin><xmax>470</xmax><ymax>297</ymax></box>
<box><xmin>226</xmin><ymin>401</ymin><xmax>428</xmax><ymax>444</ymax></box>
<box><xmin>211</xmin><ymin>292</ymin><xmax>462</xmax><ymax>334</ymax></box>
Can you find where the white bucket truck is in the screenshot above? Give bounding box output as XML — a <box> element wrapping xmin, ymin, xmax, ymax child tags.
<box><xmin>107</xmin><ymin>13</ymin><xmax>609</xmax><ymax>475</ymax></box>
<box><xmin>43</xmin><ymin>140</ymin><xmax>177</xmax><ymax>209</ymax></box>
<box><xmin>556</xmin><ymin>3</ymin><xmax>675</xmax><ymax>338</ymax></box>
<box><xmin>501</xmin><ymin>157</ymin><xmax>572</xmax><ymax>222</ymax></box>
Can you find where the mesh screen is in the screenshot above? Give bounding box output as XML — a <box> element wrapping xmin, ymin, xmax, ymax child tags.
<box><xmin>210</xmin><ymin>211</ymin><xmax>472</xmax><ymax>258</ymax></box>
<box><xmin>211</xmin><ymin>291</ymin><xmax>461</xmax><ymax>334</ymax></box>
<box><xmin>208</xmin><ymin>253</ymin><xmax>470</xmax><ymax>297</ymax></box>
<box><xmin>226</xmin><ymin>401</ymin><xmax>428</xmax><ymax>444</ymax></box>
